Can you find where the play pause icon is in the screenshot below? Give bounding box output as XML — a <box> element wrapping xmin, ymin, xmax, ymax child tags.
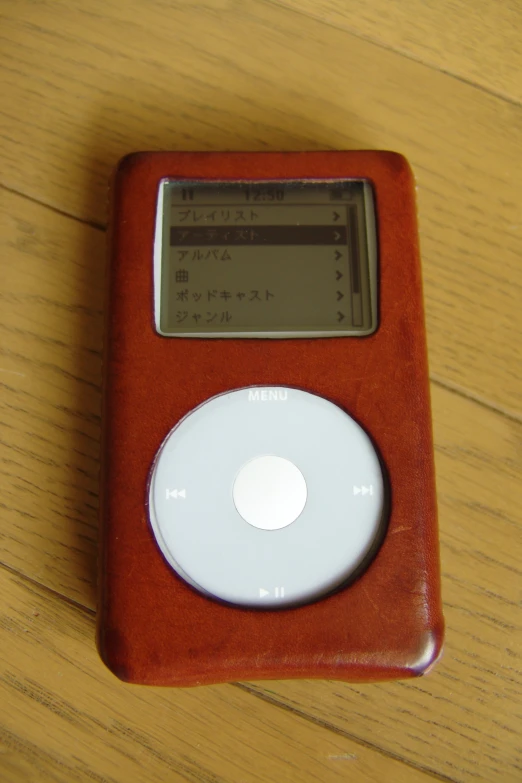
<box><xmin>259</xmin><ymin>587</ymin><xmax>285</xmax><ymax>598</ymax></box>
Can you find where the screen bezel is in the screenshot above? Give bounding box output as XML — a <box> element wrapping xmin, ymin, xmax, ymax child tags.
<box><xmin>153</xmin><ymin>179</ymin><xmax>378</xmax><ymax>338</ymax></box>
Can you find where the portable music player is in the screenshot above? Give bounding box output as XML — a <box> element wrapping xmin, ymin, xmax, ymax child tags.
<box><xmin>98</xmin><ymin>151</ymin><xmax>444</xmax><ymax>686</ymax></box>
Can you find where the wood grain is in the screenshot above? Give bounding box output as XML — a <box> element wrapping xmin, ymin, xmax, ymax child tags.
<box><xmin>1</xmin><ymin>1</ymin><xmax>521</xmax><ymax>781</ymax></box>
<box><xmin>0</xmin><ymin>0</ymin><xmax>521</xmax><ymax>414</ymax></box>
<box><xmin>0</xmin><ymin>186</ymin><xmax>102</xmax><ymax>606</ymax></box>
<box><xmin>1</xmin><ymin>181</ymin><xmax>520</xmax><ymax>779</ymax></box>
<box><xmin>1</xmin><ymin>567</ymin><xmax>440</xmax><ymax>783</ymax></box>
<box><xmin>273</xmin><ymin>0</ymin><xmax>522</xmax><ymax>104</ymax></box>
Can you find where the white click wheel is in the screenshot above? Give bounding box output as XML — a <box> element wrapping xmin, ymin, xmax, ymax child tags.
<box><xmin>148</xmin><ymin>386</ymin><xmax>387</xmax><ymax>608</ymax></box>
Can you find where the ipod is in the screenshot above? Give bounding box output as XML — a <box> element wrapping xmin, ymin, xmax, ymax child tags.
<box><xmin>98</xmin><ymin>151</ymin><xmax>444</xmax><ymax>686</ymax></box>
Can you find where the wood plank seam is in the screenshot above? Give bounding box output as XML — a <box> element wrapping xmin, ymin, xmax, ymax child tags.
<box><xmin>264</xmin><ymin>0</ymin><xmax>522</xmax><ymax>108</ymax></box>
<box><xmin>0</xmin><ymin>559</ymin><xmax>455</xmax><ymax>783</ymax></box>
<box><xmin>430</xmin><ymin>373</ymin><xmax>522</xmax><ymax>426</ymax></box>
<box><xmin>0</xmin><ymin>183</ymin><xmax>106</xmax><ymax>234</ymax></box>
<box><xmin>0</xmin><ymin>4</ymin><xmax>519</xmax><ymax>780</ymax></box>
<box><xmin>0</xmin><ymin>560</ymin><xmax>96</xmax><ymax>619</ymax></box>
<box><xmin>233</xmin><ymin>682</ymin><xmax>458</xmax><ymax>783</ymax></box>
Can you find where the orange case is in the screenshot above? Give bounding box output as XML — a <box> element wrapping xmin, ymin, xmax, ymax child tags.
<box><xmin>97</xmin><ymin>151</ymin><xmax>444</xmax><ymax>686</ymax></box>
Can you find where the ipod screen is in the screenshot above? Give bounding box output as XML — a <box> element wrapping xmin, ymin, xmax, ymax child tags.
<box><xmin>156</xmin><ymin>180</ymin><xmax>377</xmax><ymax>337</ymax></box>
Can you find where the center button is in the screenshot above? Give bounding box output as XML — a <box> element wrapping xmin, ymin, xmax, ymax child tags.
<box><xmin>233</xmin><ymin>455</ymin><xmax>307</xmax><ymax>531</ymax></box>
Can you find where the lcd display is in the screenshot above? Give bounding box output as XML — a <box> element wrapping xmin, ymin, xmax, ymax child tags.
<box><xmin>155</xmin><ymin>180</ymin><xmax>377</xmax><ymax>337</ymax></box>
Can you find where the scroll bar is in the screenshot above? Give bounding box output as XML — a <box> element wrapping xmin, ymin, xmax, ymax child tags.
<box><xmin>348</xmin><ymin>204</ymin><xmax>363</xmax><ymax>327</ymax></box>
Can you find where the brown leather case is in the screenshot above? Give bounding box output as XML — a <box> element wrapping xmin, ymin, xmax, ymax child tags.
<box><xmin>97</xmin><ymin>151</ymin><xmax>444</xmax><ymax>686</ymax></box>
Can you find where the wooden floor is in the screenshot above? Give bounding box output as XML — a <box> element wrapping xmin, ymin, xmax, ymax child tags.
<box><xmin>1</xmin><ymin>1</ymin><xmax>521</xmax><ymax>781</ymax></box>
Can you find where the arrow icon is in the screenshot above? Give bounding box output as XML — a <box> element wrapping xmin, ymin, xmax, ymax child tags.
<box><xmin>337</xmin><ymin>311</ymin><xmax>345</xmax><ymax>323</ymax></box>
<box><xmin>353</xmin><ymin>485</ymin><xmax>374</xmax><ymax>496</ymax></box>
<box><xmin>336</xmin><ymin>270</ymin><xmax>343</xmax><ymax>281</ymax></box>
<box><xmin>336</xmin><ymin>291</ymin><xmax>344</xmax><ymax>301</ymax></box>
<box><xmin>166</xmin><ymin>488</ymin><xmax>186</xmax><ymax>499</ymax></box>
<box><xmin>334</xmin><ymin>231</ymin><xmax>341</xmax><ymax>241</ymax></box>
<box><xmin>259</xmin><ymin>588</ymin><xmax>270</xmax><ymax>597</ymax></box>
<box><xmin>334</xmin><ymin>250</ymin><xmax>343</xmax><ymax>261</ymax></box>
<box><xmin>332</xmin><ymin>211</ymin><xmax>341</xmax><ymax>222</ymax></box>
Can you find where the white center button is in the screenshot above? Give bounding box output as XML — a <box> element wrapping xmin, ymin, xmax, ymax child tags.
<box><xmin>233</xmin><ymin>455</ymin><xmax>307</xmax><ymax>531</ymax></box>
